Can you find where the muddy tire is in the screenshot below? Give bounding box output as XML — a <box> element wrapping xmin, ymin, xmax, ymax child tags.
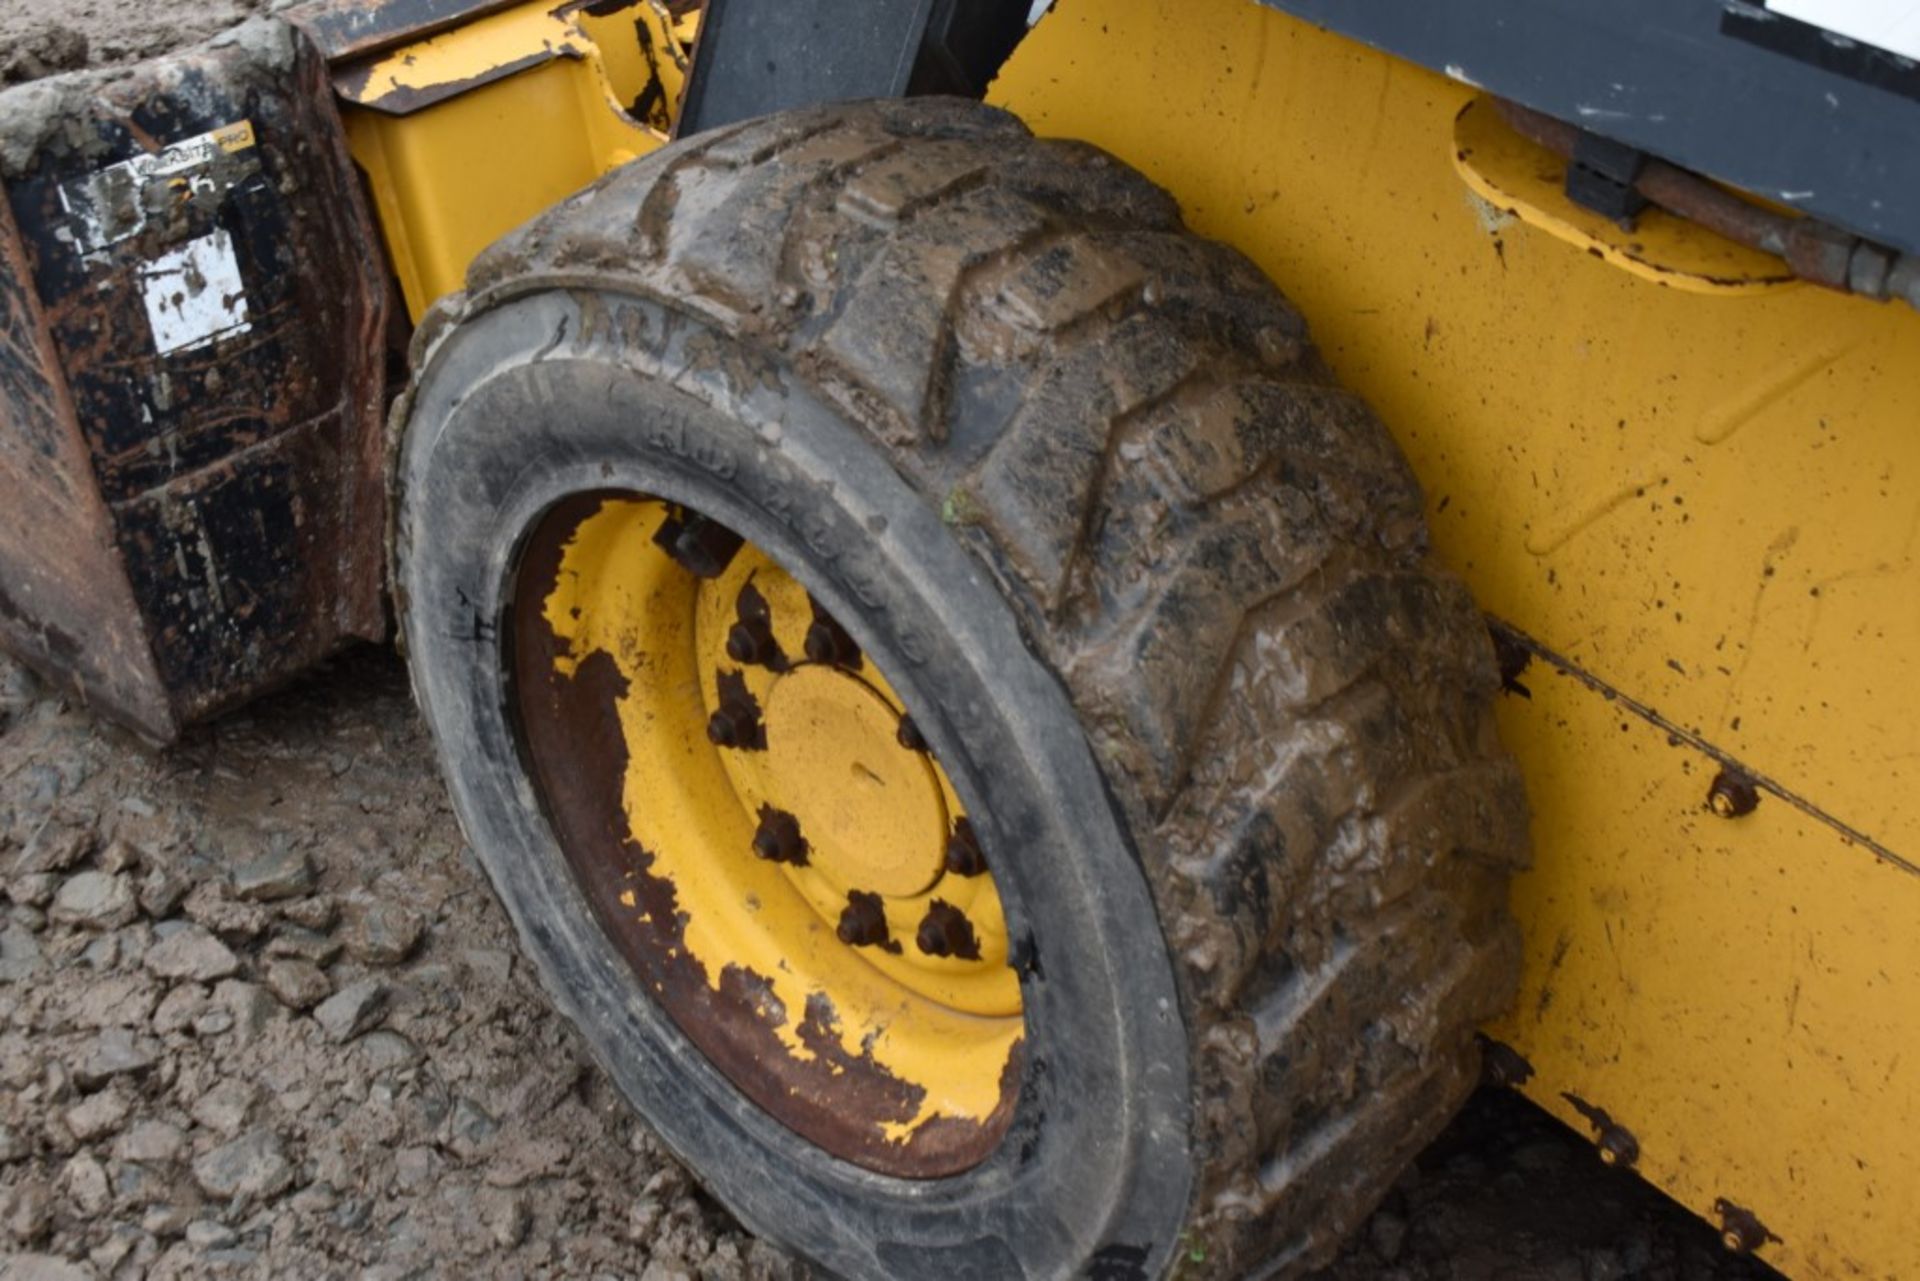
<box><xmin>395</xmin><ymin>98</ymin><xmax>1528</xmax><ymax>1279</ymax></box>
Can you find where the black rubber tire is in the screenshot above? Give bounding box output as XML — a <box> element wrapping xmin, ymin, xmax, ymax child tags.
<box><xmin>395</xmin><ymin>98</ymin><xmax>1529</xmax><ymax>1280</ymax></box>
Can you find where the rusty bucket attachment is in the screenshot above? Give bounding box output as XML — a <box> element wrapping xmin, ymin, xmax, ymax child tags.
<box><xmin>0</xmin><ymin>21</ymin><xmax>391</xmax><ymax>742</ymax></box>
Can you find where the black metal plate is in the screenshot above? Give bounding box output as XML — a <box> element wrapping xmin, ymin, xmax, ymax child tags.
<box><xmin>677</xmin><ymin>0</ymin><xmax>936</xmax><ymax>135</ymax></box>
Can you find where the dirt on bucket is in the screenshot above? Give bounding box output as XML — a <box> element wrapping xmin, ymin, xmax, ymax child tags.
<box><xmin>0</xmin><ymin>0</ymin><xmax>267</xmax><ymax>83</ymax></box>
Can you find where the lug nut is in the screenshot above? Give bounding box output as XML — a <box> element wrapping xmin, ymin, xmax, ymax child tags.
<box><xmin>915</xmin><ymin>900</ymin><xmax>981</xmax><ymax>960</ymax></box>
<box><xmin>1707</xmin><ymin>769</ymin><xmax>1759</xmax><ymax>818</ymax></box>
<box><xmin>727</xmin><ymin>582</ymin><xmax>788</xmax><ymax>671</ymax></box>
<box><xmin>652</xmin><ymin>509</ymin><xmax>744</xmax><ymax>579</ymax></box>
<box><xmin>707</xmin><ymin>670</ymin><xmax>766</xmax><ymax>751</ymax></box>
<box><xmin>751</xmin><ymin>805</ymin><xmax>809</xmax><ymax>866</ymax></box>
<box><xmin>944</xmin><ymin>817</ymin><xmax>987</xmax><ymax>878</ymax></box>
<box><xmin>896</xmin><ymin>715</ymin><xmax>929</xmax><ymax>753</ymax></box>
<box><xmin>803</xmin><ymin>598</ymin><xmax>862</xmax><ymax>669</ymax></box>
<box><xmin>726</xmin><ymin>619</ymin><xmax>778</xmax><ymax>667</ymax></box>
<box><xmin>836</xmin><ymin>890</ymin><xmax>891</xmax><ymax>948</ymax></box>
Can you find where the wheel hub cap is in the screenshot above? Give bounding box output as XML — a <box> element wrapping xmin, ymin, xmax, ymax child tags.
<box><xmin>751</xmin><ymin>666</ymin><xmax>948</xmax><ymax>899</ymax></box>
<box><xmin>510</xmin><ymin>493</ymin><xmax>1024</xmax><ymax>1178</ymax></box>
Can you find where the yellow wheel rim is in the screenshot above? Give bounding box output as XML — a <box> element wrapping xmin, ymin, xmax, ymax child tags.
<box><xmin>511</xmin><ymin>493</ymin><xmax>1024</xmax><ymax>1176</ymax></box>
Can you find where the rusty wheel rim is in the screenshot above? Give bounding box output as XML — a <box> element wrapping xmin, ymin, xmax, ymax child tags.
<box><xmin>510</xmin><ymin>492</ymin><xmax>1025</xmax><ymax>1177</ymax></box>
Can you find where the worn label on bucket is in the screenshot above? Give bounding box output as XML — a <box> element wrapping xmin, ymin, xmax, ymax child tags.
<box><xmin>138</xmin><ymin>228</ymin><xmax>252</xmax><ymax>356</ymax></box>
<box><xmin>54</xmin><ymin>120</ymin><xmax>258</xmax><ymax>260</ymax></box>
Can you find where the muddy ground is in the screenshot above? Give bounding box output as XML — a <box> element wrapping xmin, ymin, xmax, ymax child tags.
<box><xmin>0</xmin><ymin>643</ymin><xmax>1788</xmax><ymax>1280</ymax></box>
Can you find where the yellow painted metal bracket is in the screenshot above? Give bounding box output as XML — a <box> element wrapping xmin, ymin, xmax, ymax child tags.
<box><xmin>336</xmin><ymin>0</ymin><xmax>692</xmax><ymax>318</ymax></box>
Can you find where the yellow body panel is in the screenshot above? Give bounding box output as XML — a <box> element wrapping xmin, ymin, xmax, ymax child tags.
<box><xmin>993</xmin><ymin>3</ymin><xmax>1920</xmax><ymax>1278</ymax></box>
<box><xmin>339</xmin><ymin>0</ymin><xmax>686</xmax><ymax>318</ymax></box>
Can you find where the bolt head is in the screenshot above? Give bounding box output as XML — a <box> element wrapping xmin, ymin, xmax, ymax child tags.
<box><xmin>837</xmin><ymin>890</ymin><xmax>889</xmax><ymax>948</ymax></box>
<box><xmin>803</xmin><ymin>623</ymin><xmax>835</xmax><ymax>665</ymax></box>
<box><xmin>750</xmin><ymin>806</ymin><xmax>807</xmax><ymax>866</ymax></box>
<box><xmin>916</xmin><ymin>917</ymin><xmax>952</xmax><ymax>957</ymax></box>
<box><xmin>945</xmin><ymin>818</ymin><xmax>987</xmax><ymax>878</ymax></box>
<box><xmin>1706</xmin><ymin>769</ymin><xmax>1759</xmax><ymax>818</ymax></box>
<box><xmin>706</xmin><ymin>710</ymin><xmax>737</xmax><ymax>747</ymax></box>
<box><xmin>915</xmin><ymin>900</ymin><xmax>981</xmax><ymax>961</ymax></box>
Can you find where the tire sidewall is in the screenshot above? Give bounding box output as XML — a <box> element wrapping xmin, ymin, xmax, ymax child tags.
<box><xmin>396</xmin><ymin>286</ymin><xmax>1192</xmax><ymax>1279</ymax></box>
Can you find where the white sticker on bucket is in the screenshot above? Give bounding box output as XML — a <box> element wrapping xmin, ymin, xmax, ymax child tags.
<box><xmin>139</xmin><ymin>228</ymin><xmax>252</xmax><ymax>356</ymax></box>
<box><xmin>56</xmin><ymin>120</ymin><xmax>258</xmax><ymax>260</ymax></box>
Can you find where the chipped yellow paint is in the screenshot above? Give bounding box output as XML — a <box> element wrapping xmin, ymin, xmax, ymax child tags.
<box><xmin>540</xmin><ymin>497</ymin><xmax>1020</xmax><ymax>1144</ymax></box>
<box><xmin>998</xmin><ymin>2</ymin><xmax>1920</xmax><ymax>1276</ymax></box>
<box><xmin>340</xmin><ymin>4</ymin><xmax>588</xmax><ymax>108</ymax></box>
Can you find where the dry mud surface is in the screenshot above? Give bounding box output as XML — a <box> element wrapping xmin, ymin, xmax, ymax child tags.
<box><xmin>0</xmin><ymin>0</ymin><xmax>265</xmax><ymax>83</ymax></box>
<box><xmin>0</xmin><ymin>643</ymin><xmax>1789</xmax><ymax>1280</ymax></box>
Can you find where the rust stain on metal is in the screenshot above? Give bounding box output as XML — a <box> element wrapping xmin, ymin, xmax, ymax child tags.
<box><xmin>510</xmin><ymin>495</ymin><xmax>1021</xmax><ymax>1177</ymax></box>
<box><xmin>1488</xmin><ymin>619</ymin><xmax>1533</xmax><ymax>699</ymax></box>
<box><xmin>1494</xmin><ymin>619</ymin><xmax>1920</xmax><ymax>879</ymax></box>
<box><xmin>0</xmin><ymin>174</ymin><xmax>174</xmax><ymax>738</ymax></box>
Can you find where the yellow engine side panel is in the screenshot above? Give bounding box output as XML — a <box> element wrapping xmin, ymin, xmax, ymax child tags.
<box><xmin>992</xmin><ymin>3</ymin><xmax>1920</xmax><ymax>1278</ymax></box>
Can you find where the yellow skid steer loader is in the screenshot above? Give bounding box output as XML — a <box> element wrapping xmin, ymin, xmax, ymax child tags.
<box><xmin>2</xmin><ymin>0</ymin><xmax>1914</xmax><ymax>1275</ymax></box>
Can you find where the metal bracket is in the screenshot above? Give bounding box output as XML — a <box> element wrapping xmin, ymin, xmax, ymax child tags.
<box><xmin>1565</xmin><ymin>131</ymin><xmax>1650</xmax><ymax>228</ymax></box>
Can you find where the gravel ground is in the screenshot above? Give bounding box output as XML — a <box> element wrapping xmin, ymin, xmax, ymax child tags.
<box><xmin>0</xmin><ymin>644</ymin><xmax>1791</xmax><ymax>1280</ymax></box>
<box><xmin>0</xmin><ymin>647</ymin><xmax>797</xmax><ymax>1280</ymax></box>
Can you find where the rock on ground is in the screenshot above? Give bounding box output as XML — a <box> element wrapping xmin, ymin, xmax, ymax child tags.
<box><xmin>142</xmin><ymin>924</ymin><xmax>237</xmax><ymax>983</ymax></box>
<box><xmin>48</xmin><ymin>871</ymin><xmax>135</xmax><ymax>931</ymax></box>
<box><xmin>191</xmin><ymin>1130</ymin><xmax>293</xmax><ymax>1201</ymax></box>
